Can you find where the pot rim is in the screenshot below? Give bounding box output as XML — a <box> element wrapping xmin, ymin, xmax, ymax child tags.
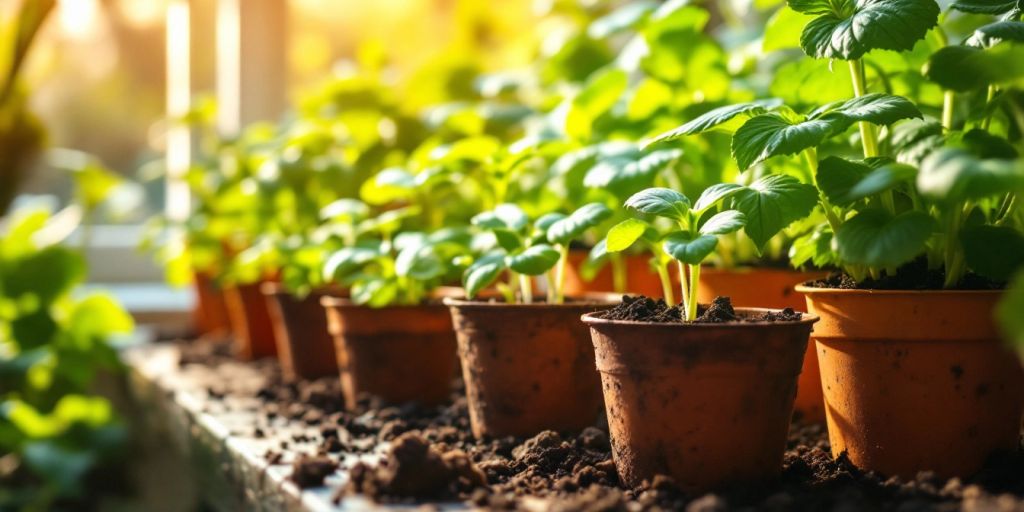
<box><xmin>580</xmin><ymin>308</ymin><xmax>819</xmax><ymax>328</ymax></box>
<box><xmin>319</xmin><ymin>296</ymin><xmax>448</xmax><ymax>310</ymax></box>
<box><xmin>794</xmin><ymin>284</ymin><xmax>1004</xmax><ymax>296</ymax></box>
<box><xmin>443</xmin><ymin>292</ymin><xmax>621</xmax><ymax>309</ymax></box>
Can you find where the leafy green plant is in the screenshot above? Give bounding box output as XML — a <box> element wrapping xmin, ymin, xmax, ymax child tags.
<box><xmin>0</xmin><ymin>208</ymin><xmax>132</xmax><ymax>509</ymax></box>
<box><xmin>462</xmin><ymin>202</ymin><xmax>611</xmax><ymax>303</ymax></box>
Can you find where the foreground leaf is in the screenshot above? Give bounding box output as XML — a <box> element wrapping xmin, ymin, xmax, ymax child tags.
<box><xmin>606</xmin><ymin>218</ymin><xmax>649</xmax><ymax>252</ymax></box>
<box><xmin>506</xmin><ymin>244</ymin><xmax>561</xmax><ymax>275</ymax></box>
<box><xmin>624</xmin><ymin>188</ymin><xmax>691</xmax><ymax>221</ymax></box>
<box><xmin>797</xmin><ymin>0</ymin><xmax>940</xmax><ymax>60</ymax></box>
<box><xmin>663</xmin><ymin>232</ymin><xmax>718</xmax><ymax>265</ymax></box>
<box><xmin>961</xmin><ymin>226</ymin><xmax>1024</xmax><ymax>281</ymax></box>
<box><xmin>733</xmin><ymin>175</ymin><xmax>820</xmax><ymax>251</ymax></box>
<box><xmin>835</xmin><ymin>209</ymin><xmax>934</xmax><ymax>268</ymax></box>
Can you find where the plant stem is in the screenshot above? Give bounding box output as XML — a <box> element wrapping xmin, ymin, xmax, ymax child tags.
<box><xmin>942</xmin><ymin>91</ymin><xmax>955</xmax><ymax>131</ymax></box>
<box><xmin>656</xmin><ymin>261</ymin><xmax>675</xmax><ymax>306</ymax></box>
<box><xmin>555</xmin><ymin>246</ymin><xmax>569</xmax><ymax>304</ymax></box>
<box><xmin>546</xmin><ymin>269</ymin><xmax>557</xmax><ymax>303</ymax></box>
<box><xmin>804</xmin><ymin>149</ymin><xmax>846</xmax><ymax>230</ymax></box>
<box><xmin>943</xmin><ymin>207</ymin><xmax>964</xmax><ymax>289</ymax></box>
<box><xmin>982</xmin><ymin>85</ymin><xmax>997</xmax><ymax>131</ymax></box>
<box><xmin>519</xmin><ymin>273</ymin><xmax>533</xmax><ymax>304</ymax></box>
<box><xmin>687</xmin><ymin>263</ymin><xmax>701</xmax><ymax>322</ymax></box>
<box><xmin>996</xmin><ymin>194</ymin><xmax>1017</xmax><ymax>226</ymax></box>
<box><xmin>848</xmin><ymin>60</ymin><xmax>879</xmax><ymax>158</ymax></box>
<box><xmin>677</xmin><ymin>261</ymin><xmax>689</xmax><ymax>320</ymax></box>
<box><xmin>610</xmin><ymin>253</ymin><xmax>626</xmax><ymax>294</ymax></box>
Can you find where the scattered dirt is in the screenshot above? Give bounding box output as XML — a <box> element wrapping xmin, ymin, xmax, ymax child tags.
<box><xmin>806</xmin><ymin>259</ymin><xmax>1005</xmax><ymax>290</ymax></box>
<box><xmin>290</xmin><ymin>454</ymin><xmax>338</xmax><ymax>488</ymax></box>
<box><xmin>597</xmin><ymin>295</ymin><xmax>802</xmax><ymax>324</ymax></box>
<box><xmin>176</xmin><ymin>340</ymin><xmax>1023</xmax><ymax>511</ymax></box>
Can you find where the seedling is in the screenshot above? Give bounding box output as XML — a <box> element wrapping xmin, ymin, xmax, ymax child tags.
<box><xmin>462</xmin><ymin>202</ymin><xmax>611</xmax><ymax>304</ymax></box>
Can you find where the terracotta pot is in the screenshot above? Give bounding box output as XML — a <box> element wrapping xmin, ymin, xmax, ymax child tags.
<box><xmin>320</xmin><ymin>297</ymin><xmax>457</xmax><ymax>409</ymax></box>
<box><xmin>797</xmin><ymin>286</ymin><xmax>1024</xmax><ymax>478</ymax></box>
<box><xmin>261</xmin><ymin>283</ymin><xmax>339</xmax><ymax>381</ymax></box>
<box><xmin>582</xmin><ymin>309</ymin><xmax>817</xmax><ymax>490</ymax></box>
<box><xmin>192</xmin><ymin>272</ymin><xmax>231</xmax><ymax>336</ymax></box>
<box><xmin>444</xmin><ymin>295</ymin><xmax>617</xmax><ymax>438</ymax></box>
<box><xmin>224</xmin><ymin>281</ymin><xmax>278</xmax><ymax>360</ymax></box>
<box><xmin>563</xmin><ymin>250</ymin><xmax>671</xmax><ymax>298</ymax></box>
<box><xmin>698</xmin><ymin>267</ymin><xmax>829</xmax><ymax>422</ymax></box>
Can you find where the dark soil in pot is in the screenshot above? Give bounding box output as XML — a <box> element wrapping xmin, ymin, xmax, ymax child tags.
<box><xmin>176</xmin><ymin>339</ymin><xmax>1024</xmax><ymax>510</ymax></box>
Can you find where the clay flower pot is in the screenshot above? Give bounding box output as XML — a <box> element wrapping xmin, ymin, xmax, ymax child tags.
<box><xmin>261</xmin><ymin>283</ymin><xmax>339</xmax><ymax>381</ymax></box>
<box><xmin>698</xmin><ymin>267</ymin><xmax>829</xmax><ymax>422</ymax></box>
<box><xmin>582</xmin><ymin>309</ymin><xmax>818</xmax><ymax>491</ymax></box>
<box><xmin>562</xmin><ymin>249</ymin><xmax>672</xmax><ymax>298</ymax></box>
<box><xmin>224</xmin><ymin>281</ymin><xmax>278</xmax><ymax>360</ymax></box>
<box><xmin>444</xmin><ymin>295</ymin><xmax>617</xmax><ymax>438</ymax></box>
<box><xmin>192</xmin><ymin>272</ymin><xmax>231</xmax><ymax>336</ymax></box>
<box><xmin>797</xmin><ymin>286</ymin><xmax>1024</xmax><ymax>478</ymax></box>
<box><xmin>320</xmin><ymin>297</ymin><xmax>457</xmax><ymax>409</ymax></box>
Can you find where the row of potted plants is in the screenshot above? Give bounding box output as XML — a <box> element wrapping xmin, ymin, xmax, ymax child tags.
<box><xmin>151</xmin><ymin>0</ymin><xmax>1024</xmax><ymax>492</ymax></box>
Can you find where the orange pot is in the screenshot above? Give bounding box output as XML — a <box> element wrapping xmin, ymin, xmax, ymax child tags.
<box><xmin>444</xmin><ymin>296</ymin><xmax>617</xmax><ymax>438</ymax></box>
<box><xmin>261</xmin><ymin>284</ymin><xmax>339</xmax><ymax>381</ymax></box>
<box><xmin>583</xmin><ymin>309</ymin><xmax>817</xmax><ymax>490</ymax></box>
<box><xmin>321</xmin><ymin>297</ymin><xmax>457</xmax><ymax>409</ymax></box>
<box><xmin>192</xmin><ymin>272</ymin><xmax>231</xmax><ymax>336</ymax></box>
<box><xmin>224</xmin><ymin>281</ymin><xmax>278</xmax><ymax>360</ymax></box>
<box><xmin>563</xmin><ymin>250</ymin><xmax>671</xmax><ymax>298</ymax></box>
<box><xmin>698</xmin><ymin>268</ymin><xmax>829</xmax><ymax>422</ymax></box>
<box><xmin>797</xmin><ymin>286</ymin><xmax>1024</xmax><ymax>478</ymax></box>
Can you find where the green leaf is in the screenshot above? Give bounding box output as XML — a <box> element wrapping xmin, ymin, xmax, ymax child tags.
<box><xmin>547</xmin><ymin>203</ymin><xmax>612</xmax><ymax>245</ymax></box>
<box><xmin>961</xmin><ymin>226</ymin><xmax>1024</xmax><ymax>281</ymax></box>
<box><xmin>787</xmin><ymin>0</ymin><xmax>836</xmax><ymax>15</ymax></box>
<box><xmin>798</xmin><ymin>0</ymin><xmax>940</xmax><ymax>60</ymax></box>
<box><xmin>732</xmin><ymin>113</ymin><xmax>835</xmax><ymax>170</ymax></box>
<box><xmin>395</xmin><ymin>245</ymin><xmax>444</xmax><ymax>280</ymax></box>
<box><xmin>472</xmin><ymin>203</ymin><xmax>529</xmax><ymax>231</ymax></box>
<box><xmin>320</xmin><ymin>199</ymin><xmax>369</xmax><ymax>222</ymax></box>
<box><xmin>699</xmin><ymin>210</ymin><xmax>746</xmax><ymax>235</ymax></box>
<box><xmin>606</xmin><ymin>218</ymin><xmax>649</xmax><ymax>252</ymax></box>
<box><xmin>733</xmin><ymin>175</ymin><xmax>819</xmax><ymax>250</ymax></box>
<box><xmin>924</xmin><ymin>44</ymin><xmax>1024</xmax><ymax>92</ymax></box>
<box><xmin>588</xmin><ymin>1</ymin><xmax>658</xmax><ymax>38</ymax></box>
<box><xmin>463</xmin><ymin>253</ymin><xmax>506</xmax><ymax>299</ymax></box>
<box><xmin>764</xmin><ymin>6</ymin><xmax>813</xmax><ymax>51</ymax></box>
<box><xmin>624</xmin><ymin>187</ymin><xmax>691</xmax><ymax>221</ymax></box>
<box><xmin>844</xmin><ymin>163</ymin><xmax>917</xmax><ymax>203</ymax></box>
<box><xmin>650</xmin><ymin>100</ymin><xmax>781</xmax><ymax>142</ymax></box>
<box><xmin>817</xmin><ymin>156</ymin><xmax>871</xmax><ymax>206</ymax></box>
<box><xmin>566</xmin><ymin>68</ymin><xmax>629</xmax><ymax>140</ymax></box>
<box><xmin>662</xmin><ymin>232</ymin><xmax>718</xmax><ymax>265</ymax></box>
<box><xmin>918</xmin><ymin>148</ymin><xmax>1024</xmax><ymax>202</ymax></box>
<box><xmin>581</xmin><ymin>240</ymin><xmax>610</xmax><ymax>281</ymax></box>
<box><xmin>324</xmin><ymin>247</ymin><xmax>380</xmax><ymax>281</ymax></box>
<box><xmin>835</xmin><ymin>209</ymin><xmax>934</xmax><ymax>268</ymax></box>
<box><xmin>359</xmin><ymin>168</ymin><xmax>417</xmax><ymax>205</ymax></box>
<box><xmin>951</xmin><ymin>0</ymin><xmax>1023</xmax><ymax>18</ymax></box>
<box><xmin>810</xmin><ymin>93</ymin><xmax>923</xmax><ymax>126</ymax></box>
<box><xmin>966</xmin><ymin>21</ymin><xmax>1024</xmax><ymax>49</ymax></box>
<box><xmin>694</xmin><ymin>183</ymin><xmax>746</xmax><ymax>214</ymax></box>
<box><xmin>351</xmin><ymin>277</ymin><xmax>398</xmax><ymax>307</ymax></box>
<box><xmin>583</xmin><ymin>148</ymin><xmax>683</xmax><ymax>197</ymax></box>
<box><xmin>506</xmin><ymin>244</ymin><xmax>560</xmax><ymax>275</ymax></box>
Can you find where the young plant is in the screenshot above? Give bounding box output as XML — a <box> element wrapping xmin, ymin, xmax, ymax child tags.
<box><xmin>462</xmin><ymin>202</ymin><xmax>611</xmax><ymax>303</ymax></box>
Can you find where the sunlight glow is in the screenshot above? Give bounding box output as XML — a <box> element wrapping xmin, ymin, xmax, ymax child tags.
<box><xmin>57</xmin><ymin>0</ymin><xmax>102</xmax><ymax>40</ymax></box>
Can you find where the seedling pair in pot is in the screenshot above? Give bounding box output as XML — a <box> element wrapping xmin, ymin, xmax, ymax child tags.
<box><xmin>446</xmin><ymin>202</ymin><xmax>619</xmax><ymax>438</ymax></box>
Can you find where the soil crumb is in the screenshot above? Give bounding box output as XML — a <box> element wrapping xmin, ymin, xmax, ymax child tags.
<box><xmin>598</xmin><ymin>295</ymin><xmax>802</xmax><ymax>324</ymax></box>
<box><xmin>347</xmin><ymin>432</ymin><xmax>485</xmax><ymax>501</ymax></box>
<box><xmin>290</xmin><ymin>454</ymin><xmax>338</xmax><ymax>488</ymax></box>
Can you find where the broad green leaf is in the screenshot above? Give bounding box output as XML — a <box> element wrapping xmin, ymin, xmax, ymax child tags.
<box><xmin>324</xmin><ymin>247</ymin><xmax>380</xmax><ymax>281</ymax></box>
<box><xmin>789</xmin><ymin>227</ymin><xmax>838</xmax><ymax>268</ymax></box>
<box><xmin>663</xmin><ymin>232</ymin><xmax>718</xmax><ymax>265</ymax></box>
<box><xmin>787</xmin><ymin>0</ymin><xmax>836</xmax><ymax>14</ymax></box>
<box><xmin>606</xmin><ymin>218</ymin><xmax>649</xmax><ymax>252</ymax></box>
<box><xmin>732</xmin><ymin>113</ymin><xmax>835</xmax><ymax>169</ymax></box>
<box><xmin>584</xmin><ymin>149</ymin><xmax>683</xmax><ymax>197</ymax></box>
<box><xmin>588</xmin><ymin>1</ymin><xmax>658</xmax><ymax>39</ymax></box>
<box><xmin>733</xmin><ymin>175</ymin><xmax>819</xmax><ymax>250</ymax></box>
<box><xmin>769</xmin><ymin>59</ymin><xmax>854</xmax><ymax>106</ymax></box>
<box><xmin>844</xmin><ymin>163</ymin><xmax>917</xmax><ymax>203</ymax></box>
<box><xmin>966</xmin><ymin>21</ymin><xmax>1024</xmax><ymax>48</ymax></box>
<box><xmin>566</xmin><ymin>68</ymin><xmax>629</xmax><ymax>141</ymax></box>
<box><xmin>961</xmin><ymin>129</ymin><xmax>1020</xmax><ymax>159</ymax></box>
<box><xmin>798</xmin><ymin>0</ymin><xmax>940</xmax><ymax>60</ymax></box>
<box><xmin>699</xmin><ymin>210</ymin><xmax>747</xmax><ymax>235</ymax></box>
<box><xmin>764</xmin><ymin>6</ymin><xmax>813</xmax><ymax>51</ymax></box>
<box><xmin>359</xmin><ymin>168</ymin><xmax>417</xmax><ymax>205</ymax></box>
<box><xmin>351</xmin><ymin>277</ymin><xmax>398</xmax><ymax>307</ymax></box>
<box><xmin>918</xmin><ymin>148</ymin><xmax>1024</xmax><ymax>202</ymax></box>
<box><xmin>817</xmin><ymin>156</ymin><xmax>871</xmax><ymax>206</ymax></box>
<box><xmin>534</xmin><ymin>213</ymin><xmax>567</xmax><ymax>233</ymax></box>
<box><xmin>506</xmin><ymin>244</ymin><xmax>560</xmax><ymax>275</ymax></box>
<box><xmin>358</xmin><ymin>206</ymin><xmax>420</xmax><ymax>235</ymax></box>
<box><xmin>961</xmin><ymin>226</ymin><xmax>1024</xmax><ymax>281</ymax></box>
<box><xmin>951</xmin><ymin>0</ymin><xmax>1023</xmax><ymax>18</ymax></box>
<box><xmin>694</xmin><ymin>183</ymin><xmax>745</xmax><ymax>214</ymax></box>
<box><xmin>320</xmin><ymin>199</ymin><xmax>369</xmax><ymax>222</ymax></box>
<box><xmin>650</xmin><ymin>100</ymin><xmax>781</xmax><ymax>142</ymax></box>
<box><xmin>810</xmin><ymin>93</ymin><xmax>922</xmax><ymax>126</ymax></box>
<box><xmin>463</xmin><ymin>253</ymin><xmax>506</xmax><ymax>299</ymax></box>
<box><xmin>472</xmin><ymin>203</ymin><xmax>529</xmax><ymax>231</ymax></box>
<box><xmin>892</xmin><ymin>120</ymin><xmax>945</xmax><ymax>165</ymax></box>
<box><xmin>67</xmin><ymin>294</ymin><xmax>134</xmax><ymax>341</ymax></box>
<box><xmin>924</xmin><ymin>44</ymin><xmax>1024</xmax><ymax>92</ymax></box>
<box><xmin>395</xmin><ymin>245</ymin><xmax>444</xmax><ymax>280</ymax></box>
<box><xmin>624</xmin><ymin>187</ymin><xmax>691</xmax><ymax>221</ymax></box>
<box><xmin>547</xmin><ymin>203</ymin><xmax>613</xmax><ymax>245</ymax></box>
<box><xmin>3</xmin><ymin>246</ymin><xmax>86</xmax><ymax>305</ymax></box>
<box><xmin>834</xmin><ymin>209</ymin><xmax>934</xmax><ymax>268</ymax></box>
